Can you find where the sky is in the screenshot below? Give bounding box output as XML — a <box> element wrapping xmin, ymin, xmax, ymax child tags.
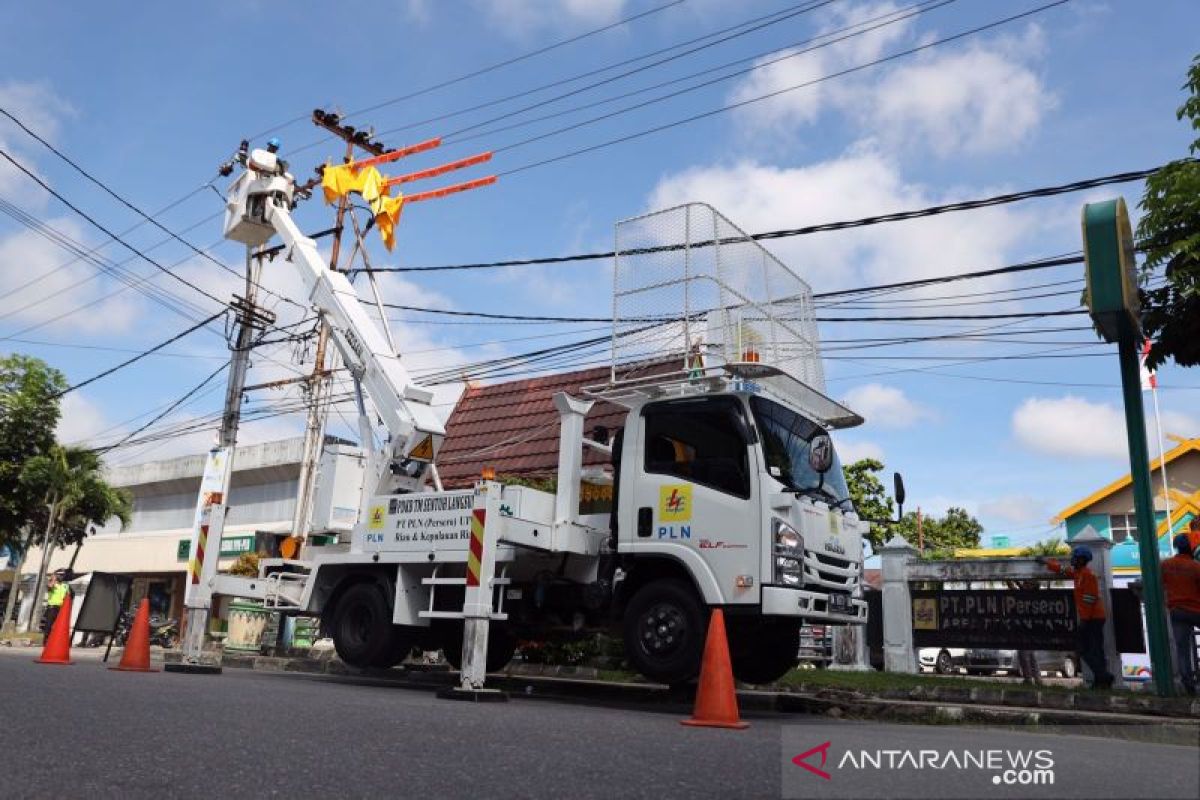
<box><xmin>1</xmin><ymin>0</ymin><xmax>1198</xmax><ymax>550</ymax></box>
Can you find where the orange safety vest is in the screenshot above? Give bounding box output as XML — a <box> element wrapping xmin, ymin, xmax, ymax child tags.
<box><xmin>1046</xmin><ymin>560</ymin><xmax>1106</xmax><ymax>621</ymax></box>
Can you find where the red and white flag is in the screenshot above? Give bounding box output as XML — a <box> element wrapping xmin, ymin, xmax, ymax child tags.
<box><xmin>1139</xmin><ymin>339</ymin><xmax>1157</xmax><ymax>391</ymax></box>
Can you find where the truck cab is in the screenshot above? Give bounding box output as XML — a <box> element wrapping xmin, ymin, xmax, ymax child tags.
<box><xmin>609</xmin><ymin>386</ymin><xmax>866</xmax><ymax>684</ymax></box>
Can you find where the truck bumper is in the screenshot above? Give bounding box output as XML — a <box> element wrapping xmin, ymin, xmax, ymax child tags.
<box><xmin>761</xmin><ymin>586</ymin><xmax>868</xmax><ymax>624</ymax></box>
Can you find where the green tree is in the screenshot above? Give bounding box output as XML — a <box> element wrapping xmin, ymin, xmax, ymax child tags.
<box><xmin>2</xmin><ymin>445</ymin><xmax>131</xmax><ymax>631</ymax></box>
<box><xmin>843</xmin><ymin>458</ymin><xmax>895</xmax><ymax>552</ymax></box>
<box><xmin>1020</xmin><ymin>537</ymin><xmax>1070</xmax><ymax>557</ymax></box>
<box><xmin>895</xmin><ymin>506</ymin><xmax>984</xmax><ymax>555</ymax></box>
<box><xmin>0</xmin><ymin>355</ymin><xmax>66</xmax><ymax>554</ymax></box>
<box><xmin>1137</xmin><ymin>54</ymin><xmax>1200</xmax><ymax>369</ymax></box>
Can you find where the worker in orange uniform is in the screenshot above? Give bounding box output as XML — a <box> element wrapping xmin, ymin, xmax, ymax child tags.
<box><xmin>1037</xmin><ymin>546</ymin><xmax>1115</xmax><ymax>689</ymax></box>
<box><xmin>1162</xmin><ymin>533</ymin><xmax>1200</xmax><ymax>696</ymax></box>
<box><xmin>1187</xmin><ymin>517</ymin><xmax>1200</xmax><ymax>558</ymax></box>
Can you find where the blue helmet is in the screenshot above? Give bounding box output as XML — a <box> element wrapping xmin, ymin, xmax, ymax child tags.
<box><xmin>1070</xmin><ymin>545</ymin><xmax>1093</xmax><ymax>563</ymax></box>
<box><xmin>267</xmin><ymin>137</ymin><xmax>282</xmax><ymax>151</ymax></box>
<box><xmin>1174</xmin><ymin>532</ymin><xmax>1193</xmax><ymax>554</ymax></box>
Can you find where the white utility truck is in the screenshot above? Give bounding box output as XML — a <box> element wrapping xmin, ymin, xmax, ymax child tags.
<box><xmin>206</xmin><ymin>145</ymin><xmax>867</xmax><ymax>690</ymax></box>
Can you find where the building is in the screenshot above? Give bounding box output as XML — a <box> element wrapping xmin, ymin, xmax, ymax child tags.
<box><xmin>15</xmin><ymin>436</ymin><xmax>364</xmax><ymax>632</ymax></box>
<box><xmin>1054</xmin><ymin>436</ymin><xmax>1200</xmax><ymax>575</ymax></box>
<box><xmin>437</xmin><ymin>360</ymin><xmax>676</xmax><ymax>504</ymax></box>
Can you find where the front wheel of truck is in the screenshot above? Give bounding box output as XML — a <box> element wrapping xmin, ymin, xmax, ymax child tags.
<box><xmin>727</xmin><ymin>618</ymin><xmax>801</xmax><ymax>685</ymax></box>
<box><xmin>623</xmin><ymin>579</ymin><xmax>706</xmax><ymax>686</ymax></box>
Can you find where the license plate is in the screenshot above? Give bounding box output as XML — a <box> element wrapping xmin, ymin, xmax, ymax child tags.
<box><xmin>829</xmin><ymin>594</ymin><xmax>851</xmax><ymax>613</ymax></box>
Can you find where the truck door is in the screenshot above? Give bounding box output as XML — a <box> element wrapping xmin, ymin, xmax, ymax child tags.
<box><xmin>625</xmin><ymin>395</ymin><xmax>760</xmax><ymax>605</ymax></box>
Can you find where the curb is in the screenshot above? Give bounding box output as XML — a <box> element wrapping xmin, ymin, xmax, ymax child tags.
<box><xmin>203</xmin><ymin>653</ymin><xmax>1199</xmax><ymax>743</ymax></box>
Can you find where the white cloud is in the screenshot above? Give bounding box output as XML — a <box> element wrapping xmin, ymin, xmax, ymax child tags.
<box><xmin>645</xmin><ymin>151</ymin><xmax>1034</xmax><ymax>293</ymax></box>
<box><xmin>473</xmin><ymin>0</ymin><xmax>629</xmax><ymax>40</ymax></box>
<box><xmin>836</xmin><ymin>438</ymin><xmax>883</xmax><ymax>465</ymax></box>
<box><xmin>978</xmin><ymin>494</ymin><xmax>1049</xmax><ymax>526</ymax></box>
<box><xmin>0</xmin><ymin>217</ymin><xmax>144</xmax><ymax>334</ymax></box>
<box><xmin>859</xmin><ymin>43</ymin><xmax>1056</xmax><ymax>156</ymax></box>
<box><xmin>842</xmin><ymin>383</ymin><xmax>932</xmax><ymax>429</ymax></box>
<box><xmin>57</xmin><ymin>392</ymin><xmax>112</xmax><ymax>445</ymax></box>
<box><xmin>1011</xmin><ymin>396</ymin><xmax>1200</xmax><ymax>460</ymax></box>
<box><xmin>0</xmin><ymin>81</ymin><xmax>73</xmax><ymax>205</ymax></box>
<box><xmin>725</xmin><ymin>9</ymin><xmax>1053</xmax><ymax>159</ymax></box>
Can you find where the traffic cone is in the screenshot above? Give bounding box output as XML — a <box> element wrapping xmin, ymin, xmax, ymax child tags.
<box><xmin>681</xmin><ymin>609</ymin><xmax>748</xmax><ymax>729</ymax></box>
<box><xmin>35</xmin><ymin>594</ymin><xmax>74</xmax><ymax>665</ymax></box>
<box><xmin>110</xmin><ymin>599</ymin><xmax>158</xmax><ymax>673</ymax></box>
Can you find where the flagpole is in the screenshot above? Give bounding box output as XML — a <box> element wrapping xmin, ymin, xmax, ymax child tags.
<box><xmin>1151</xmin><ymin>383</ymin><xmax>1174</xmax><ymax>537</ymax></box>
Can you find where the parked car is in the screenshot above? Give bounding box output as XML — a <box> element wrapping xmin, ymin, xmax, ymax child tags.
<box><xmin>919</xmin><ymin>647</ymin><xmax>966</xmax><ymax>674</ymax></box>
<box><xmin>962</xmin><ymin>648</ymin><xmax>1078</xmax><ymax>677</ymax></box>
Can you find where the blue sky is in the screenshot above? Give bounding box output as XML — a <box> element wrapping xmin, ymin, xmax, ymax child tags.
<box><xmin>1</xmin><ymin>0</ymin><xmax>1198</xmax><ymax>549</ymax></box>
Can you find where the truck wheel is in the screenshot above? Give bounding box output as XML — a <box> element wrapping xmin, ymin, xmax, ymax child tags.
<box><xmin>331</xmin><ymin>582</ymin><xmax>393</xmax><ymax>669</ymax></box>
<box><xmin>370</xmin><ymin>626</ymin><xmax>419</xmax><ymax>669</ymax></box>
<box><xmin>935</xmin><ymin>650</ymin><xmax>954</xmax><ymax>675</ymax></box>
<box><xmin>623</xmin><ymin>579</ymin><xmax>706</xmax><ymax>685</ymax></box>
<box><xmin>438</xmin><ymin>621</ymin><xmax>517</xmax><ymax>673</ymax></box>
<box><xmin>728</xmin><ymin>619</ymin><xmax>801</xmax><ymax>685</ymax></box>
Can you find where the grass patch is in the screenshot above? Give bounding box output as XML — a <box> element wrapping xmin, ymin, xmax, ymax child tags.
<box><xmin>775</xmin><ymin>668</ymin><xmax>1088</xmax><ymax>695</ymax></box>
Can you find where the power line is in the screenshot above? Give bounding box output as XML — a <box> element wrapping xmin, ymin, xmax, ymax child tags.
<box><xmin>0</xmin><ymin>145</ymin><xmax>227</xmax><ymax>307</ymax></box>
<box><xmin>52</xmin><ymin>310</ymin><xmax>226</xmax><ymax>398</ymax></box>
<box><xmin>363</xmin><ymin>170</ymin><xmax>1153</xmax><ymax>273</ymax></box>
<box><xmin>94</xmin><ymin>359</ymin><xmax>231</xmax><ymax>453</ymax></box>
<box><xmin>374</xmin><ymin>0</ymin><xmax>837</xmax><ymax>142</ymax></box>
<box><xmin>444</xmin><ymin>0</ymin><xmax>949</xmax><ymax>147</ymax></box>
<box><xmin>441</xmin><ymin>0</ymin><xmax>850</xmax><ymax>141</ymax></box>
<box><xmin>496</xmin><ymin>1</ymin><xmax>1073</xmax><ymax>177</ymax></box>
<box><xmin>0</xmin><ymin>106</ymin><xmax>305</xmax><ymax>313</ymax></box>
<box><xmin>466</xmin><ymin>0</ymin><xmax>952</xmax><ymax>154</ymax></box>
<box><xmin>281</xmin><ymin>0</ymin><xmax>687</xmax><ymax>155</ymax></box>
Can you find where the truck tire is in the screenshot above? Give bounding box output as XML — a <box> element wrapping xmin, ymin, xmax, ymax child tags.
<box><xmin>438</xmin><ymin>621</ymin><xmax>517</xmax><ymax>674</ymax></box>
<box><xmin>370</xmin><ymin>626</ymin><xmax>419</xmax><ymax>669</ymax></box>
<box><xmin>935</xmin><ymin>650</ymin><xmax>954</xmax><ymax>675</ymax></box>
<box><xmin>728</xmin><ymin>619</ymin><xmax>801</xmax><ymax>685</ymax></box>
<box><xmin>623</xmin><ymin>579</ymin><xmax>706</xmax><ymax>685</ymax></box>
<box><xmin>331</xmin><ymin>582</ymin><xmax>394</xmax><ymax>669</ymax></box>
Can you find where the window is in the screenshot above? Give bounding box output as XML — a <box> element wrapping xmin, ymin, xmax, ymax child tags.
<box><xmin>750</xmin><ymin>395</ymin><xmax>852</xmax><ymax>509</ymax></box>
<box><xmin>1109</xmin><ymin>513</ymin><xmax>1137</xmax><ymax>543</ymax></box>
<box><xmin>642</xmin><ymin>397</ymin><xmax>751</xmax><ymax>498</ymax></box>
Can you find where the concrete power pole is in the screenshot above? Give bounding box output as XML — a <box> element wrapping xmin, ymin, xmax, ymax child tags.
<box><xmin>169</xmin><ymin>248</ymin><xmax>273</xmax><ymax>673</ymax></box>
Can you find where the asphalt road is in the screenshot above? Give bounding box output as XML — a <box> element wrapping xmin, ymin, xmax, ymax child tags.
<box><xmin>0</xmin><ymin>649</ymin><xmax>1195</xmax><ymax>800</ymax></box>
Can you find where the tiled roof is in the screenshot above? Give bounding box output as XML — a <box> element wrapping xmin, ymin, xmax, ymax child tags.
<box><xmin>437</xmin><ymin>360</ymin><xmax>677</xmax><ymax>488</ymax></box>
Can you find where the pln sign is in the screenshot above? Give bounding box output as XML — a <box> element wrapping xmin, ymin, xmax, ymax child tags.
<box><xmin>1082</xmin><ymin>197</ymin><xmax>1139</xmax><ymax>343</ymax></box>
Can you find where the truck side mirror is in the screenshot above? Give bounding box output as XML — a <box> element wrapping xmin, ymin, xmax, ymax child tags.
<box><xmin>893</xmin><ymin>472</ymin><xmax>906</xmax><ymax>520</ymax></box>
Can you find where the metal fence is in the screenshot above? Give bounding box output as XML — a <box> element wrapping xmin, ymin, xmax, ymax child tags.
<box><xmin>611</xmin><ymin>203</ymin><xmax>824</xmax><ymax>391</ymax></box>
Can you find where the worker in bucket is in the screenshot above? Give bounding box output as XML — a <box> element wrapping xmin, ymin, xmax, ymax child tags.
<box><xmin>1037</xmin><ymin>547</ymin><xmax>1115</xmax><ymax>689</ymax></box>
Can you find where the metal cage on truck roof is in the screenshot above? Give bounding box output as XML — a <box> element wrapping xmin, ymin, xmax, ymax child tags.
<box><xmin>598</xmin><ymin>203</ymin><xmax>860</xmax><ymax>429</ymax></box>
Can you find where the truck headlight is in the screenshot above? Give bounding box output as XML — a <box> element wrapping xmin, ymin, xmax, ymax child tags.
<box><xmin>773</xmin><ymin>519</ymin><xmax>803</xmax><ymax>586</ymax></box>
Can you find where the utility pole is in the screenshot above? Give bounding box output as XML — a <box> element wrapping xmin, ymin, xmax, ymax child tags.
<box><xmin>290</xmin><ymin>112</ymin><xmax>391</xmax><ymax>550</ymax></box>
<box><xmin>169</xmin><ymin>246</ymin><xmax>274</xmax><ymax>673</ymax></box>
<box><xmin>916</xmin><ymin>507</ymin><xmax>923</xmax><ymax>552</ymax></box>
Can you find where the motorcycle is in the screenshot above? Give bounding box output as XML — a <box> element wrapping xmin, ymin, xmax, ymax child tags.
<box><xmin>114</xmin><ymin>609</ymin><xmax>179</xmax><ymax>649</ymax></box>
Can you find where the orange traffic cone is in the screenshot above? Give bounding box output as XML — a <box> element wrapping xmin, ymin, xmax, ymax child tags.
<box><xmin>681</xmin><ymin>608</ymin><xmax>748</xmax><ymax>729</ymax></box>
<box><xmin>110</xmin><ymin>599</ymin><xmax>158</xmax><ymax>673</ymax></box>
<box><xmin>35</xmin><ymin>593</ymin><xmax>74</xmax><ymax>665</ymax></box>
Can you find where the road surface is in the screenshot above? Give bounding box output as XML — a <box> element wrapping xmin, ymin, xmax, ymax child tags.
<box><xmin>0</xmin><ymin>649</ymin><xmax>1194</xmax><ymax>799</ymax></box>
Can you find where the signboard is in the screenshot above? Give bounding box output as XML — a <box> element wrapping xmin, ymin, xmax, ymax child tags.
<box><xmin>176</xmin><ymin>535</ymin><xmax>256</xmax><ymax>561</ymax></box>
<box><xmin>74</xmin><ymin>572</ymin><xmax>133</xmax><ymax>634</ymax></box>
<box><xmin>362</xmin><ymin>490</ymin><xmax>475</xmax><ymax>552</ymax></box>
<box><xmin>912</xmin><ymin>589</ymin><xmax>1077</xmax><ymax>650</ymax></box>
<box><xmin>1082</xmin><ymin>197</ymin><xmax>1139</xmax><ymax>343</ymax></box>
<box><xmin>912</xmin><ymin>588</ymin><xmax>1147</xmax><ymax>652</ymax></box>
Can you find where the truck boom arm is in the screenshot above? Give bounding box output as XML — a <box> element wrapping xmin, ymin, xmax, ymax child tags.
<box><xmin>224</xmin><ymin>152</ymin><xmax>444</xmax><ymax>492</ymax></box>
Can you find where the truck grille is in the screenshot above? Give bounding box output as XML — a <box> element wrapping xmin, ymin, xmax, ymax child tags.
<box><xmin>803</xmin><ymin>551</ymin><xmax>859</xmax><ymax>590</ymax></box>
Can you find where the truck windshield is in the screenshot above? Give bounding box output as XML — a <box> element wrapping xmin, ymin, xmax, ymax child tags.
<box><xmin>749</xmin><ymin>395</ymin><xmax>852</xmax><ymax>509</ymax></box>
